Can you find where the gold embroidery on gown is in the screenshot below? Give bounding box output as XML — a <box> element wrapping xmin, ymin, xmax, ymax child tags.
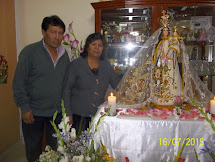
<box><xmin>152</xmin><ymin>36</ymin><xmax>182</xmax><ymax>108</ymax></box>
<box><xmin>115</xmin><ymin>27</ymin><xmax>214</xmax><ymax>109</ymax></box>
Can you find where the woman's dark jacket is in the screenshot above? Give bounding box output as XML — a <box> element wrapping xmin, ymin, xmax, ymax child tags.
<box><xmin>63</xmin><ymin>56</ymin><xmax>120</xmax><ymax>117</ymax></box>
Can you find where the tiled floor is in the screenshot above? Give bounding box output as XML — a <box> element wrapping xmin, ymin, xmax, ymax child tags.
<box><xmin>0</xmin><ymin>140</ymin><xmax>27</xmax><ymax>162</ymax></box>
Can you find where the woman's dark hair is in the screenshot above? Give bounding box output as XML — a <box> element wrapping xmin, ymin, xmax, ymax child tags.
<box><xmin>41</xmin><ymin>15</ymin><xmax>65</xmax><ymax>33</ymax></box>
<box><xmin>80</xmin><ymin>33</ymin><xmax>106</xmax><ymax>60</ymax></box>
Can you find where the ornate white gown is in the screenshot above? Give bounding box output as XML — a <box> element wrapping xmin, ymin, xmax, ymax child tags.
<box><xmin>151</xmin><ymin>36</ymin><xmax>182</xmax><ymax>107</ymax></box>
<box><xmin>116</xmin><ymin>27</ymin><xmax>214</xmax><ymax>109</ymax></box>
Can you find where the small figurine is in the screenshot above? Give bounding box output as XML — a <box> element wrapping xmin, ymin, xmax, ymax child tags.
<box><xmin>199</xmin><ymin>28</ymin><xmax>207</xmax><ymax>41</ymax></box>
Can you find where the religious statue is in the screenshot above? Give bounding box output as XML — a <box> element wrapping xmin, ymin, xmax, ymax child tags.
<box><xmin>116</xmin><ymin>10</ymin><xmax>213</xmax><ymax>109</ymax></box>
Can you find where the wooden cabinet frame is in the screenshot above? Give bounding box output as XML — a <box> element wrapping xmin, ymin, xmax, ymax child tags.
<box><xmin>91</xmin><ymin>0</ymin><xmax>215</xmax><ymax>33</ymax></box>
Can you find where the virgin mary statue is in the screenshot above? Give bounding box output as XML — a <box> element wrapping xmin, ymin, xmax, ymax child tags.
<box><xmin>116</xmin><ymin>11</ymin><xmax>214</xmax><ymax>109</ymax></box>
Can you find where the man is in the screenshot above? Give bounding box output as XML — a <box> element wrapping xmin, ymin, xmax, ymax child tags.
<box><xmin>13</xmin><ymin>15</ymin><xmax>70</xmax><ymax>162</ymax></box>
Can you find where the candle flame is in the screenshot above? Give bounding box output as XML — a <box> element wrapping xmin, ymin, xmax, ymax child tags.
<box><xmin>214</xmin><ymin>97</ymin><xmax>215</xmax><ymax>100</ymax></box>
<box><xmin>111</xmin><ymin>93</ymin><xmax>113</xmax><ymax>97</ymax></box>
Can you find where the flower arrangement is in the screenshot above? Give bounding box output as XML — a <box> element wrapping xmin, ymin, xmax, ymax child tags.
<box><xmin>190</xmin><ymin>97</ymin><xmax>215</xmax><ymax>132</ymax></box>
<box><xmin>38</xmin><ymin>101</ymin><xmax>115</xmax><ymax>162</ymax></box>
<box><xmin>200</xmin><ymin>140</ymin><xmax>215</xmax><ymax>160</ymax></box>
<box><xmin>173</xmin><ymin>96</ymin><xmax>184</xmax><ymax>108</ymax></box>
<box><xmin>173</xmin><ymin>96</ymin><xmax>185</xmax><ymax>117</ymax></box>
<box><xmin>63</xmin><ymin>22</ymin><xmax>83</xmax><ymax>61</ymax></box>
<box><xmin>190</xmin><ymin>97</ymin><xmax>215</xmax><ymax>161</ymax></box>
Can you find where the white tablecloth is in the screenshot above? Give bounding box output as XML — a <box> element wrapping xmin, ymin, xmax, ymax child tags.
<box><xmin>93</xmin><ymin>107</ymin><xmax>210</xmax><ymax>162</ymax></box>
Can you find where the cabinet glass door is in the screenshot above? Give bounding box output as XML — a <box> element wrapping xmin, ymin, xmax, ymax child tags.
<box><xmin>101</xmin><ymin>7</ymin><xmax>152</xmax><ymax>77</ymax></box>
<box><xmin>167</xmin><ymin>5</ymin><xmax>215</xmax><ymax>93</ymax></box>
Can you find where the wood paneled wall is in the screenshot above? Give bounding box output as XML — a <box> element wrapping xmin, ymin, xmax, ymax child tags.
<box><xmin>0</xmin><ymin>0</ymin><xmax>20</xmax><ymax>153</ymax></box>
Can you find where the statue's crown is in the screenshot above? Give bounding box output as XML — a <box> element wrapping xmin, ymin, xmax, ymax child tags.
<box><xmin>159</xmin><ymin>10</ymin><xmax>170</xmax><ymax>27</ymax></box>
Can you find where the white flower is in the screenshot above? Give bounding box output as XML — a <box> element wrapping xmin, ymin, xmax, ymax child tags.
<box><xmin>207</xmin><ymin>113</ymin><xmax>212</xmax><ymax>120</ymax></box>
<box><xmin>60</xmin><ymin>156</ymin><xmax>68</xmax><ymax>162</ymax></box>
<box><xmin>79</xmin><ymin>155</ymin><xmax>84</xmax><ymax>162</ymax></box>
<box><xmin>72</xmin><ymin>156</ymin><xmax>79</xmax><ymax>162</ymax></box>
<box><xmin>203</xmin><ymin>107</ymin><xmax>206</xmax><ymax>113</ymax></box>
<box><xmin>64</xmin><ymin>116</ymin><xmax>70</xmax><ymax>124</ymax></box>
<box><xmin>57</xmin><ymin>145</ymin><xmax>64</xmax><ymax>154</ymax></box>
<box><xmin>194</xmin><ymin>116</ymin><xmax>199</xmax><ymax>120</ymax></box>
<box><xmin>94</xmin><ymin>118</ymin><xmax>105</xmax><ymax>143</ymax></box>
<box><xmin>58</xmin><ymin>121</ymin><xmax>64</xmax><ymax>130</ymax></box>
<box><xmin>66</xmin><ymin>124</ymin><xmax>71</xmax><ymax>132</ymax></box>
<box><xmin>45</xmin><ymin>145</ymin><xmax>51</xmax><ymax>151</ymax></box>
<box><xmin>58</xmin><ymin>140</ymin><xmax>63</xmax><ymax>146</ymax></box>
<box><xmin>200</xmin><ymin>113</ymin><xmax>204</xmax><ymax>117</ymax></box>
<box><xmin>70</xmin><ymin>128</ymin><xmax>76</xmax><ymax>138</ymax></box>
<box><xmin>85</xmin><ymin>156</ymin><xmax>91</xmax><ymax>162</ymax></box>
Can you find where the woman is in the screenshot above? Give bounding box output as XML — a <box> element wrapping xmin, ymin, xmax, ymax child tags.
<box><xmin>63</xmin><ymin>33</ymin><xmax>120</xmax><ymax>131</ymax></box>
<box><xmin>151</xmin><ymin>27</ymin><xmax>182</xmax><ymax>109</ymax></box>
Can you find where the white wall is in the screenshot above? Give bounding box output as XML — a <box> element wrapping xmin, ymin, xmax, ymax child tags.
<box><xmin>15</xmin><ymin>0</ymin><xmax>99</xmax><ymax>54</ymax></box>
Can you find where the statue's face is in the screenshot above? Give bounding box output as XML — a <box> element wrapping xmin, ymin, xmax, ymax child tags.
<box><xmin>162</xmin><ymin>27</ymin><xmax>169</xmax><ymax>37</ymax></box>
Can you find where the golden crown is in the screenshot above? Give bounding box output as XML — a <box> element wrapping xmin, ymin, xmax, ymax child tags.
<box><xmin>159</xmin><ymin>10</ymin><xmax>170</xmax><ymax>27</ymax></box>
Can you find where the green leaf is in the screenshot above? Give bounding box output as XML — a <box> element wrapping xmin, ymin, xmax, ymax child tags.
<box><xmin>89</xmin><ymin>140</ymin><xmax>95</xmax><ymax>157</ymax></box>
<box><xmin>179</xmin><ymin>135</ymin><xmax>189</xmax><ymax>157</ymax></box>
<box><xmin>62</xmin><ymin>42</ymin><xmax>69</xmax><ymax>45</ymax></box>
<box><xmin>61</xmin><ymin>99</ymin><xmax>64</xmax><ymax>109</ymax></box>
<box><xmin>208</xmin><ymin>151</ymin><xmax>215</xmax><ymax>160</ymax></box>
<box><xmin>174</xmin><ymin>135</ymin><xmax>189</xmax><ymax>162</ymax></box>
<box><xmin>193</xmin><ymin>147</ymin><xmax>199</xmax><ymax>162</ymax></box>
<box><xmin>88</xmin><ymin>116</ymin><xmax>94</xmax><ymax>133</ymax></box>
<box><xmin>190</xmin><ymin>97</ymin><xmax>215</xmax><ymax>131</ymax></box>
<box><xmin>95</xmin><ymin>107</ymin><xmax>110</xmax><ymax>133</ymax></box>
<box><xmin>52</xmin><ymin>111</ymin><xmax>58</xmax><ymax>122</ymax></box>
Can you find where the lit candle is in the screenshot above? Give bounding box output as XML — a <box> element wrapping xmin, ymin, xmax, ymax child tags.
<box><xmin>108</xmin><ymin>93</ymin><xmax>116</xmax><ymax>115</ymax></box>
<box><xmin>210</xmin><ymin>97</ymin><xmax>215</xmax><ymax>114</ymax></box>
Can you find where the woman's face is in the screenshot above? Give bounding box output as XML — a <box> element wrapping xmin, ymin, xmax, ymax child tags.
<box><xmin>162</xmin><ymin>27</ymin><xmax>169</xmax><ymax>37</ymax></box>
<box><xmin>88</xmin><ymin>39</ymin><xmax>103</xmax><ymax>58</ymax></box>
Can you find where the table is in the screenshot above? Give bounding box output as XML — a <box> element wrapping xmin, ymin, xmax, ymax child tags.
<box><xmin>93</xmin><ymin>107</ymin><xmax>210</xmax><ymax>162</ymax></box>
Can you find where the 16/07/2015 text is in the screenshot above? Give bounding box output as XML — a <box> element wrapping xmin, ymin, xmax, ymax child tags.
<box><xmin>159</xmin><ymin>138</ymin><xmax>204</xmax><ymax>146</ymax></box>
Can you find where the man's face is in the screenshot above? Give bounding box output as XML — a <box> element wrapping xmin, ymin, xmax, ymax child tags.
<box><xmin>42</xmin><ymin>25</ymin><xmax>64</xmax><ymax>49</ymax></box>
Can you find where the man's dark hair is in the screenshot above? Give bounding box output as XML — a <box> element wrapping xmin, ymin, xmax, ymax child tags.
<box><xmin>80</xmin><ymin>32</ymin><xmax>106</xmax><ymax>60</ymax></box>
<box><xmin>41</xmin><ymin>15</ymin><xmax>65</xmax><ymax>32</ymax></box>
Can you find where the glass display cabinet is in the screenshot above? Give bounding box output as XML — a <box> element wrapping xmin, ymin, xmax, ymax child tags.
<box><xmin>91</xmin><ymin>0</ymin><xmax>215</xmax><ymax>93</ymax></box>
<box><xmin>167</xmin><ymin>5</ymin><xmax>215</xmax><ymax>92</ymax></box>
<box><xmin>101</xmin><ymin>7</ymin><xmax>152</xmax><ymax>77</ymax></box>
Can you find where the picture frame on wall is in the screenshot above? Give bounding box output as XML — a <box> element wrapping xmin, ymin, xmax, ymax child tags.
<box><xmin>190</xmin><ymin>16</ymin><xmax>212</xmax><ymax>30</ymax></box>
<box><xmin>0</xmin><ymin>55</ymin><xmax>8</xmax><ymax>84</ymax></box>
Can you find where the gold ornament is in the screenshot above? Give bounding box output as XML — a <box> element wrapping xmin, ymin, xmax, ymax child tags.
<box><xmin>159</xmin><ymin>10</ymin><xmax>170</xmax><ymax>27</ymax></box>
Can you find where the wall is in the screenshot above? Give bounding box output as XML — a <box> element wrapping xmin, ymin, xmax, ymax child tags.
<box><xmin>0</xmin><ymin>0</ymin><xmax>20</xmax><ymax>153</ymax></box>
<box><xmin>0</xmin><ymin>0</ymin><xmax>100</xmax><ymax>153</ymax></box>
<box><xmin>15</xmin><ymin>0</ymin><xmax>99</xmax><ymax>54</ymax></box>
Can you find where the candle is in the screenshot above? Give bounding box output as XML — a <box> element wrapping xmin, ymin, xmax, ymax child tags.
<box><xmin>210</xmin><ymin>97</ymin><xmax>215</xmax><ymax>114</ymax></box>
<box><xmin>108</xmin><ymin>93</ymin><xmax>116</xmax><ymax>115</ymax></box>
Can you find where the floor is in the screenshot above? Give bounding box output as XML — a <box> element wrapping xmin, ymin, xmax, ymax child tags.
<box><xmin>0</xmin><ymin>140</ymin><xmax>27</xmax><ymax>162</ymax></box>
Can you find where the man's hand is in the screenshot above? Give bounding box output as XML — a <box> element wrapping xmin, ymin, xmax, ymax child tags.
<box><xmin>22</xmin><ymin>111</ymin><xmax>34</xmax><ymax>124</ymax></box>
<box><xmin>69</xmin><ymin>116</ymin><xmax>73</xmax><ymax>125</ymax></box>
